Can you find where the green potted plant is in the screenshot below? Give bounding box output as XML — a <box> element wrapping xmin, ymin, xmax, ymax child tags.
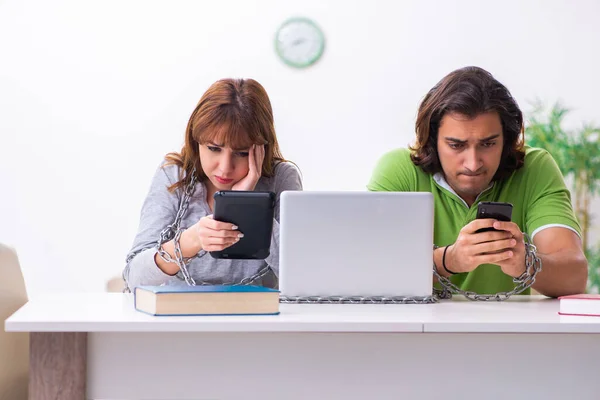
<box><xmin>526</xmin><ymin>101</ymin><xmax>600</xmax><ymax>293</ymax></box>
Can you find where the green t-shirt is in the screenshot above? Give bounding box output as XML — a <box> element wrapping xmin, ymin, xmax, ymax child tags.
<box><xmin>367</xmin><ymin>146</ymin><xmax>581</xmax><ymax>294</ymax></box>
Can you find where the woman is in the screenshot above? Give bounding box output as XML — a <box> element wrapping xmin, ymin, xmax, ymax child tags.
<box><xmin>123</xmin><ymin>78</ymin><xmax>302</xmax><ymax>291</ymax></box>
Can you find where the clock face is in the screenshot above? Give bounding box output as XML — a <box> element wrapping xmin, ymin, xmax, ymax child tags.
<box><xmin>275</xmin><ymin>17</ymin><xmax>325</xmax><ymax>68</ymax></box>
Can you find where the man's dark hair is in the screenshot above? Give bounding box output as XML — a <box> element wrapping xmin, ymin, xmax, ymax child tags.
<box><xmin>410</xmin><ymin>66</ymin><xmax>525</xmax><ymax>180</ymax></box>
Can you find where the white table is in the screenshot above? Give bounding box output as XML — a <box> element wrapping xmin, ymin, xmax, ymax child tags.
<box><xmin>5</xmin><ymin>293</ymin><xmax>600</xmax><ymax>400</ymax></box>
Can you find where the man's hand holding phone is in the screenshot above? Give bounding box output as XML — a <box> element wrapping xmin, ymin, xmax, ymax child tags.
<box><xmin>485</xmin><ymin>220</ymin><xmax>527</xmax><ymax>277</ymax></box>
<box><xmin>444</xmin><ymin>219</ymin><xmax>517</xmax><ymax>274</ymax></box>
<box><xmin>444</xmin><ymin>201</ymin><xmax>526</xmax><ymax>277</ymax></box>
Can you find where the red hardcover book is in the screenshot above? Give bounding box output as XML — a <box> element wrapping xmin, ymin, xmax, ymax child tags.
<box><xmin>558</xmin><ymin>294</ymin><xmax>600</xmax><ymax>317</ymax></box>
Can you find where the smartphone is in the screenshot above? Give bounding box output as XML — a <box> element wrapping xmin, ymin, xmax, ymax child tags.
<box><xmin>475</xmin><ymin>201</ymin><xmax>513</xmax><ymax>233</ymax></box>
<box><xmin>210</xmin><ymin>190</ymin><xmax>276</xmax><ymax>260</ymax></box>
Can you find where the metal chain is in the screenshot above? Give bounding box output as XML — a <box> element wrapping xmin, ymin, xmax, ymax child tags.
<box><xmin>128</xmin><ymin>168</ymin><xmax>437</xmax><ymax>303</ymax></box>
<box><xmin>433</xmin><ymin>233</ymin><xmax>542</xmax><ymax>301</ymax></box>
<box><xmin>155</xmin><ymin>170</ymin><xmax>199</xmax><ymax>285</ymax></box>
<box><xmin>282</xmin><ymin>234</ymin><xmax>542</xmax><ymax>304</ymax></box>
<box><xmin>126</xmin><ymin>168</ymin><xmax>540</xmax><ymax>303</ymax></box>
<box><xmin>124</xmin><ymin>167</ymin><xmax>272</xmax><ymax>292</ymax></box>
<box><xmin>279</xmin><ymin>295</ymin><xmax>438</xmax><ymax>304</ymax></box>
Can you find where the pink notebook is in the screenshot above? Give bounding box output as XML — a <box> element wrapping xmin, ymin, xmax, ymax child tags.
<box><xmin>558</xmin><ymin>294</ymin><xmax>600</xmax><ymax>317</ymax></box>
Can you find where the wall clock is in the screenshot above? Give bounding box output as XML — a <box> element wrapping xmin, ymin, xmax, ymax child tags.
<box><xmin>275</xmin><ymin>17</ymin><xmax>325</xmax><ymax>69</ymax></box>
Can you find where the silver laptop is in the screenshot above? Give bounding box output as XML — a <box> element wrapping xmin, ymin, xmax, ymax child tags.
<box><xmin>279</xmin><ymin>191</ymin><xmax>434</xmax><ymax>297</ymax></box>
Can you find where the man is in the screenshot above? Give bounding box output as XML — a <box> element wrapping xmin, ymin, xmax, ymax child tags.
<box><xmin>368</xmin><ymin>66</ymin><xmax>587</xmax><ymax>297</ymax></box>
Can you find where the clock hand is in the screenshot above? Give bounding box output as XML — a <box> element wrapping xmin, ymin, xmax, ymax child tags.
<box><xmin>292</xmin><ymin>38</ymin><xmax>306</xmax><ymax>46</ymax></box>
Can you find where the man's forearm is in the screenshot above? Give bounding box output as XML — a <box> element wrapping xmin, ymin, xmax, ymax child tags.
<box><xmin>531</xmin><ymin>250</ymin><xmax>588</xmax><ymax>297</ymax></box>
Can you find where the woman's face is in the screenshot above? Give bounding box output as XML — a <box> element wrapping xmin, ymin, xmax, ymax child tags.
<box><xmin>199</xmin><ymin>139</ymin><xmax>251</xmax><ymax>191</ymax></box>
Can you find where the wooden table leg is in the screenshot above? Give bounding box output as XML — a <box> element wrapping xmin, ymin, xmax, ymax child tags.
<box><xmin>29</xmin><ymin>332</ymin><xmax>87</xmax><ymax>400</ymax></box>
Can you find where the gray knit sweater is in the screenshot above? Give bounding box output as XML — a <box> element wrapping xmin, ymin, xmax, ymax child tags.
<box><xmin>123</xmin><ymin>161</ymin><xmax>302</xmax><ymax>291</ymax></box>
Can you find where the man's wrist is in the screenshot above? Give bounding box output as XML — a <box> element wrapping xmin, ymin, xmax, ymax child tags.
<box><xmin>442</xmin><ymin>245</ymin><xmax>458</xmax><ymax>275</ymax></box>
<box><xmin>507</xmin><ymin>255</ymin><xmax>528</xmax><ymax>278</ymax></box>
<box><xmin>434</xmin><ymin>245</ymin><xmax>453</xmax><ymax>277</ymax></box>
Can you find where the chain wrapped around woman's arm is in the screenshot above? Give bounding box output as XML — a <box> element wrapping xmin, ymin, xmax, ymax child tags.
<box><xmin>155</xmin><ymin>225</ymin><xmax>197</xmax><ymax>286</ymax></box>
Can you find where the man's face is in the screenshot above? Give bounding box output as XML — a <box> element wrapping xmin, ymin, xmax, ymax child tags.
<box><xmin>436</xmin><ymin>111</ymin><xmax>504</xmax><ymax>206</ymax></box>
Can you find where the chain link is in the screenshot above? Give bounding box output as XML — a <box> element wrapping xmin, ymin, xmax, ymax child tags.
<box><xmin>124</xmin><ymin>167</ymin><xmax>272</xmax><ymax>292</ymax></box>
<box><xmin>282</xmin><ymin>234</ymin><xmax>542</xmax><ymax>304</ymax></box>
<box><xmin>433</xmin><ymin>234</ymin><xmax>542</xmax><ymax>301</ymax></box>
<box><xmin>280</xmin><ymin>295</ymin><xmax>438</xmax><ymax>304</ymax></box>
<box><xmin>154</xmin><ymin>169</ymin><xmax>198</xmax><ymax>286</ymax></box>
<box><xmin>125</xmin><ymin>167</ymin><xmax>541</xmax><ymax>303</ymax></box>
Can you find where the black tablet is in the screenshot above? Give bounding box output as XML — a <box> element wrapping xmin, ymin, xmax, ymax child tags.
<box><xmin>210</xmin><ymin>190</ymin><xmax>276</xmax><ymax>260</ymax></box>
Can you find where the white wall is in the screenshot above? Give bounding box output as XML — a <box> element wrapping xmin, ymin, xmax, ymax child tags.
<box><xmin>1</xmin><ymin>0</ymin><xmax>599</xmax><ymax>295</ymax></box>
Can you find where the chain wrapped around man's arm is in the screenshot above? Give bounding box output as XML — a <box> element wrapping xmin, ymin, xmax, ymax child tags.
<box><xmin>433</xmin><ymin>233</ymin><xmax>542</xmax><ymax>301</ymax></box>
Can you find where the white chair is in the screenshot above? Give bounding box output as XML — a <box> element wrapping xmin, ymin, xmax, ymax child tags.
<box><xmin>106</xmin><ymin>275</ymin><xmax>126</xmax><ymax>293</ymax></box>
<box><xmin>0</xmin><ymin>244</ymin><xmax>29</xmax><ymax>400</ymax></box>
